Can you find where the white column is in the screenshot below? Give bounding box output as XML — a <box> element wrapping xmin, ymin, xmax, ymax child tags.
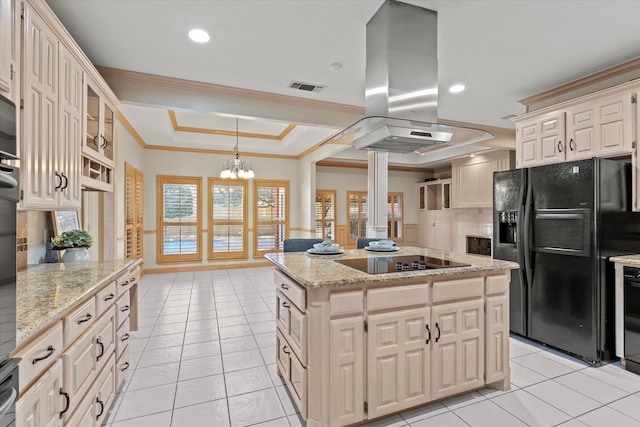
<box><xmin>366</xmin><ymin>151</ymin><xmax>388</xmax><ymax>238</ymax></box>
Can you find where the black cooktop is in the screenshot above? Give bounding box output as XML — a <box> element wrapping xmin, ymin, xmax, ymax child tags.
<box><xmin>335</xmin><ymin>255</ymin><xmax>470</xmax><ymax>274</ymax></box>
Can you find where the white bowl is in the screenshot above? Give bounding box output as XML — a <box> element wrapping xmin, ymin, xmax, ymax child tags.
<box><xmin>377</xmin><ymin>239</ymin><xmax>395</xmax><ymax>248</ymax></box>
<box><xmin>313</xmin><ymin>242</ymin><xmax>339</xmax><ymax>252</ymax></box>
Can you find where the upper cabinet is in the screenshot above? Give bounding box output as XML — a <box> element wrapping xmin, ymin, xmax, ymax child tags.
<box><xmin>22</xmin><ymin>3</ymin><xmax>81</xmax><ymax>209</ymax></box>
<box><xmin>0</xmin><ymin>0</ymin><xmax>20</xmax><ymax>102</ymax></box>
<box><xmin>83</xmin><ymin>77</ymin><xmax>115</xmax><ymax>167</ymax></box>
<box><xmin>515</xmin><ymin>111</ymin><xmax>565</xmax><ymax>169</ymax></box>
<box><xmin>19</xmin><ymin>0</ymin><xmax>118</xmax><ymax>208</ymax></box>
<box><xmin>451</xmin><ymin>150</ymin><xmax>515</xmax><ymax>209</ymax></box>
<box><xmin>515</xmin><ymin>83</ymin><xmax>637</xmax><ymax>170</ymax></box>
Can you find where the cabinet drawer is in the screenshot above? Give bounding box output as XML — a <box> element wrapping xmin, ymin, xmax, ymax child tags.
<box><xmin>367</xmin><ymin>284</ymin><xmax>429</xmax><ymax>312</ymax></box>
<box><xmin>16</xmin><ymin>321</ymin><xmax>63</xmax><ymax>392</ymax></box>
<box><xmin>64</xmin><ymin>298</ymin><xmax>97</xmax><ymax>347</ymax></box>
<box><xmin>129</xmin><ymin>266</ymin><xmax>141</xmax><ymax>287</ymax></box>
<box><xmin>274</xmin><ymin>270</ymin><xmax>305</xmax><ymax>311</ymax></box>
<box><xmin>276</xmin><ymin>290</ymin><xmax>307</xmax><ymax>365</ymax></box>
<box><xmin>96</xmin><ymin>281</ymin><xmax>117</xmax><ymax>317</ymax></box>
<box><xmin>330</xmin><ymin>290</ymin><xmax>364</xmax><ymax>318</ymax></box>
<box><xmin>116</xmin><ymin>272</ymin><xmax>131</xmax><ymax>298</ymax></box>
<box><xmin>115</xmin><ymin>349</ymin><xmax>131</xmax><ymax>392</ymax></box>
<box><xmin>432</xmin><ymin>277</ymin><xmax>483</xmax><ymax>303</ymax></box>
<box><xmin>116</xmin><ymin>317</ymin><xmax>131</xmax><ymax>360</ymax></box>
<box><xmin>62</xmin><ymin>325</ymin><xmax>97</xmax><ymax>421</ymax></box>
<box><xmin>485</xmin><ymin>274</ymin><xmax>509</xmax><ymax>296</ymax></box>
<box><xmin>115</xmin><ymin>291</ymin><xmax>131</xmax><ymax>328</ymax></box>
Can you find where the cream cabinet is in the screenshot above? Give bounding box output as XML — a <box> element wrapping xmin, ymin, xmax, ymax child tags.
<box><xmin>431</xmin><ymin>300</ymin><xmax>484</xmax><ymax>400</ymax></box>
<box><xmin>0</xmin><ymin>0</ymin><xmax>20</xmax><ymax>101</ymax></box>
<box><xmin>22</xmin><ymin>3</ymin><xmax>82</xmax><ymax>209</ymax></box>
<box><xmin>329</xmin><ymin>316</ymin><xmax>364</xmax><ymax>427</ymax></box>
<box><xmin>451</xmin><ymin>150</ymin><xmax>515</xmax><ymax>209</ymax></box>
<box><xmin>514</xmin><ymin>82</ymin><xmax>637</xmax><ymax>171</ymax></box>
<box><xmin>565</xmin><ymin>91</ymin><xmax>634</xmax><ymax>162</ymax></box>
<box><xmin>273</xmin><ymin>268</ymin><xmax>511</xmax><ymax>427</ymax></box>
<box><xmin>367</xmin><ymin>308</ymin><xmax>430</xmax><ymax>419</ymax></box>
<box><xmin>420</xmin><ymin>211</ymin><xmax>450</xmax><ymax>251</ymax></box>
<box><xmin>418</xmin><ymin>179</ymin><xmax>451</xmax><ymax>250</ymax></box>
<box><xmin>15</xmin><ymin>261</ymin><xmax>140</xmax><ymax>427</ymax></box>
<box><xmin>515</xmin><ymin>112</ymin><xmax>565</xmax><ymax>169</ymax></box>
<box><xmin>16</xmin><ymin>359</ymin><xmax>64</xmax><ymax>427</ymax></box>
<box><xmin>80</xmin><ymin>77</ymin><xmax>114</xmax><ymax>192</ymax></box>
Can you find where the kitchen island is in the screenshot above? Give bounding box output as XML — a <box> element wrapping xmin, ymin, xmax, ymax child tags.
<box><xmin>265</xmin><ymin>246</ymin><xmax>519</xmax><ymax>427</ymax></box>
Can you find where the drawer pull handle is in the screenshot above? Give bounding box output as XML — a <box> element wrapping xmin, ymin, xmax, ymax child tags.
<box><xmin>280</xmin><ymin>283</ymin><xmax>289</xmax><ymax>290</ymax></box>
<box><xmin>95</xmin><ymin>398</ymin><xmax>105</xmax><ymax>420</ymax></box>
<box><xmin>282</xmin><ymin>302</ymin><xmax>290</xmax><ymax>308</ymax></box>
<box><xmin>32</xmin><ymin>345</ymin><xmax>55</xmax><ymax>364</ymax></box>
<box><xmin>77</xmin><ymin>313</ymin><xmax>93</xmax><ymax>324</ymax></box>
<box><xmin>121</xmin><ymin>280</ymin><xmax>129</xmax><ymax>287</ymax></box>
<box><xmin>130</xmin><ymin>277</ymin><xmax>137</xmax><ymax>283</ymax></box>
<box><xmin>435</xmin><ymin>322</ymin><xmax>441</xmax><ymax>343</ymax></box>
<box><xmin>282</xmin><ymin>346</ymin><xmax>290</xmax><ymax>355</ymax></box>
<box><xmin>425</xmin><ymin>324</ymin><xmax>431</xmax><ymax>344</ymax></box>
<box><xmin>120</xmin><ymin>362</ymin><xmax>130</xmax><ymax>371</ymax></box>
<box><xmin>104</xmin><ymin>293</ymin><xmax>115</xmax><ymax>301</ymax></box>
<box><xmin>120</xmin><ymin>333</ymin><xmax>130</xmax><ymax>342</ymax></box>
<box><xmin>120</xmin><ymin>305</ymin><xmax>130</xmax><ymax>313</ymax></box>
<box><xmin>59</xmin><ymin>388</ymin><xmax>70</xmax><ymax>419</ymax></box>
<box><xmin>96</xmin><ymin>338</ymin><xmax>105</xmax><ymax>361</ymax></box>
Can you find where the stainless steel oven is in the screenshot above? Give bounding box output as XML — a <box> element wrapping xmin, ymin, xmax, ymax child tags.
<box><xmin>0</xmin><ymin>94</ymin><xmax>19</xmax><ymax>426</ymax></box>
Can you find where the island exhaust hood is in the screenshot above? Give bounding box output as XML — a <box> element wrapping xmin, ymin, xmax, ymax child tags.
<box><xmin>331</xmin><ymin>0</ymin><xmax>492</xmax><ymax>154</ymax></box>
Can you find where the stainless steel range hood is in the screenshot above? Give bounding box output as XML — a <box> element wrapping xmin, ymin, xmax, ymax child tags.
<box><xmin>331</xmin><ymin>0</ymin><xmax>492</xmax><ymax>153</ymax></box>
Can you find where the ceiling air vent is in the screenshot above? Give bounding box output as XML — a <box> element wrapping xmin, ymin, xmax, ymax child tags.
<box><xmin>288</xmin><ymin>81</ymin><xmax>325</xmax><ymax>92</ymax></box>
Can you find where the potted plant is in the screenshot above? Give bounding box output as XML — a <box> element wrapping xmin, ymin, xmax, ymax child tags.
<box><xmin>52</xmin><ymin>229</ymin><xmax>94</xmax><ymax>262</ymax></box>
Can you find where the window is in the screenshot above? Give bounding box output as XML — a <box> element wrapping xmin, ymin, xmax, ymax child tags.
<box><xmin>125</xmin><ymin>163</ymin><xmax>143</xmax><ymax>260</ymax></box>
<box><xmin>209</xmin><ymin>178</ymin><xmax>247</xmax><ymax>260</ymax></box>
<box><xmin>388</xmin><ymin>193</ymin><xmax>403</xmax><ymax>241</ymax></box>
<box><xmin>347</xmin><ymin>191</ymin><xmax>368</xmax><ymax>246</ymax></box>
<box><xmin>156</xmin><ymin>176</ymin><xmax>202</xmax><ymax>263</ymax></box>
<box><xmin>254</xmin><ymin>180</ymin><xmax>289</xmax><ymax>256</ymax></box>
<box><xmin>315</xmin><ymin>190</ymin><xmax>336</xmax><ymax>240</ymax></box>
<box><xmin>347</xmin><ymin>191</ymin><xmax>404</xmax><ymax>245</ymax></box>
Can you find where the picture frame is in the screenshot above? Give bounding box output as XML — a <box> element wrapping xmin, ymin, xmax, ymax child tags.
<box><xmin>51</xmin><ymin>211</ymin><xmax>81</xmax><ymax>236</ymax></box>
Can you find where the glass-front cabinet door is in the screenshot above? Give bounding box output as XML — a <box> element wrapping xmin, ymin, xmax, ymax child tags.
<box><xmin>85</xmin><ymin>84</ymin><xmax>100</xmax><ymax>159</ymax></box>
<box><xmin>83</xmin><ymin>78</ymin><xmax>115</xmax><ymax>166</ymax></box>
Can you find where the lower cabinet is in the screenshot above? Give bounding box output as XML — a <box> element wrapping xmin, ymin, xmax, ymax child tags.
<box><xmin>274</xmin><ymin>269</ymin><xmax>511</xmax><ymax>427</ymax></box>
<box><xmin>16</xmin><ymin>261</ymin><xmax>140</xmax><ymax>427</ymax></box>
<box><xmin>329</xmin><ymin>316</ymin><xmax>364</xmax><ymax>426</ymax></box>
<box><xmin>366</xmin><ymin>308</ymin><xmax>430</xmax><ymax>419</ymax></box>
<box><xmin>16</xmin><ymin>359</ymin><xmax>64</xmax><ymax>427</ymax></box>
<box><xmin>431</xmin><ymin>300</ymin><xmax>484</xmax><ymax>401</ymax></box>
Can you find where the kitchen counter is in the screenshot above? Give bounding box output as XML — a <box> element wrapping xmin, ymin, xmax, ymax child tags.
<box><xmin>15</xmin><ymin>260</ymin><xmax>137</xmax><ymax>344</ymax></box>
<box><xmin>264</xmin><ymin>246</ymin><xmax>518</xmax><ymax>288</ymax></box>
<box><xmin>609</xmin><ymin>254</ymin><xmax>640</xmax><ymax>266</ymax></box>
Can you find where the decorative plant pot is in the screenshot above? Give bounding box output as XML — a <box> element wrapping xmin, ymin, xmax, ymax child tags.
<box><xmin>61</xmin><ymin>247</ymin><xmax>90</xmax><ymax>263</ymax></box>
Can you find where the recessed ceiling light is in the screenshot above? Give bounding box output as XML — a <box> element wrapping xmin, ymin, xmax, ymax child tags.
<box><xmin>188</xmin><ymin>29</ymin><xmax>210</xmax><ymax>43</ymax></box>
<box><xmin>329</xmin><ymin>62</ymin><xmax>343</xmax><ymax>71</ymax></box>
<box><xmin>449</xmin><ymin>84</ymin><xmax>466</xmax><ymax>93</ymax></box>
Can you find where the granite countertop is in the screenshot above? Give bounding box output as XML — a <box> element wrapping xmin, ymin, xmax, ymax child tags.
<box><xmin>16</xmin><ymin>260</ymin><xmax>136</xmax><ymax>344</ymax></box>
<box><xmin>609</xmin><ymin>254</ymin><xmax>640</xmax><ymax>267</ymax></box>
<box><xmin>264</xmin><ymin>246</ymin><xmax>519</xmax><ymax>288</ymax></box>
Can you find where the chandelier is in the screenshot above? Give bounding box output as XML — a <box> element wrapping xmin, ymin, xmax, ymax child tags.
<box><xmin>220</xmin><ymin>118</ymin><xmax>255</xmax><ymax>179</ymax></box>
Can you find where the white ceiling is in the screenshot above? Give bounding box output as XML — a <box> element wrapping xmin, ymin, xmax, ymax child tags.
<box><xmin>46</xmin><ymin>0</ymin><xmax>640</xmax><ymax>168</ymax></box>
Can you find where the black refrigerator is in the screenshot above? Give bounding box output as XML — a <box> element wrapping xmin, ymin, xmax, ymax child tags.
<box><xmin>493</xmin><ymin>158</ymin><xmax>640</xmax><ymax>363</ymax></box>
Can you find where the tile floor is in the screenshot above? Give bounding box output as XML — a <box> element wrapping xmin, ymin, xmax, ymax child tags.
<box><xmin>103</xmin><ymin>267</ymin><xmax>640</xmax><ymax>427</ymax></box>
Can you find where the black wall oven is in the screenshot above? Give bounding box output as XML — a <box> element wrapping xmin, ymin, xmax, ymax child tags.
<box><xmin>0</xmin><ymin>93</ymin><xmax>19</xmax><ymax>426</ymax></box>
<box><xmin>624</xmin><ymin>266</ymin><xmax>640</xmax><ymax>375</ymax></box>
